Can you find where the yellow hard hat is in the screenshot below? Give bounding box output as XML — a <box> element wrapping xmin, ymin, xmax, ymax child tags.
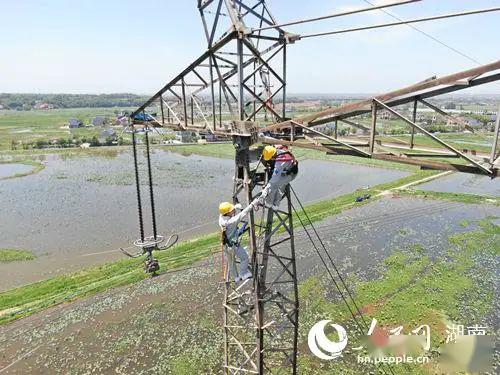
<box><xmin>219</xmin><ymin>202</ymin><xmax>235</xmax><ymax>215</ymax></box>
<box><xmin>263</xmin><ymin>145</ymin><xmax>277</xmax><ymax>161</ymax></box>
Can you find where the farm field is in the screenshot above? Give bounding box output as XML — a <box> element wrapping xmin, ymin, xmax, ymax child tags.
<box><xmin>0</xmin><ymin>108</ymin><xmax>134</xmax><ymax>150</ymax></box>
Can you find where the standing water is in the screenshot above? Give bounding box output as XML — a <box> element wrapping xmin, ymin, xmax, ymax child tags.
<box><xmin>0</xmin><ymin>163</ymin><xmax>35</xmax><ymax>179</ymax></box>
<box><xmin>0</xmin><ymin>149</ymin><xmax>409</xmax><ymax>288</ymax></box>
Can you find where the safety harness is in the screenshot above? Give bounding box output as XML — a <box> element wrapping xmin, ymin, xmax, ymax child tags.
<box><xmin>221</xmin><ymin>221</ymin><xmax>248</xmax><ymax>247</ymax></box>
<box><xmin>275</xmin><ymin>150</ymin><xmax>299</xmax><ymax>175</ymax></box>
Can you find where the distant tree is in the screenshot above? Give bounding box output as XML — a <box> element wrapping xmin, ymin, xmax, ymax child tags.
<box><xmin>36</xmin><ymin>140</ymin><xmax>48</xmax><ymax>149</ymax></box>
<box><xmin>105</xmin><ymin>136</ymin><xmax>114</xmax><ymax>146</ymax></box>
<box><xmin>90</xmin><ymin>136</ymin><xmax>100</xmax><ymax>147</ymax></box>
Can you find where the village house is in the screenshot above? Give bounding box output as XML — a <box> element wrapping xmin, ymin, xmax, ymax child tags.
<box><xmin>92</xmin><ymin>116</ymin><xmax>106</xmax><ymax>126</ymax></box>
<box><xmin>100</xmin><ymin>128</ymin><xmax>117</xmax><ymax>143</ymax></box>
<box><xmin>446</xmin><ymin>116</ymin><xmax>483</xmax><ymax>128</ymax></box>
<box><xmin>34</xmin><ymin>103</ymin><xmax>51</xmax><ymax>110</ymax></box>
<box><xmin>487</xmin><ymin>114</ymin><xmax>497</xmax><ymax>128</ymax></box>
<box><xmin>378</xmin><ymin>110</ymin><xmax>397</xmax><ymax>120</ymax></box>
<box><xmin>69</xmin><ymin>118</ymin><xmax>83</xmax><ymax>128</ymax></box>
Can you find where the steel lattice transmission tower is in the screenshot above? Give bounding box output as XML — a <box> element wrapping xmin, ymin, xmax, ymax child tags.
<box><xmin>228</xmin><ymin>121</ymin><xmax>299</xmax><ymax>374</ymax></box>
<box><xmin>198</xmin><ymin>1</ymin><xmax>300</xmax><ymax>373</ymax></box>
<box><xmin>130</xmin><ymin>1</ymin><xmax>299</xmax><ymax>372</ymax></box>
<box><xmin>198</xmin><ymin>0</ymin><xmax>295</xmax><ymax>124</ymax></box>
<box><xmin>128</xmin><ymin>2</ymin><xmax>500</xmax><ymax>374</ymax></box>
<box><xmin>132</xmin><ymin>0</ymin><xmax>297</xmax><ymax>131</ymax></box>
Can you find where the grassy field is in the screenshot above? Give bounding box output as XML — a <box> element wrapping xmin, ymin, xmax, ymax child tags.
<box><xmin>0</xmin><ymin>108</ymin><xmax>134</xmax><ymax>150</ymax></box>
<box><xmin>161</xmin><ymin>143</ymin><xmax>421</xmax><ymax>171</ymax></box>
<box><xmin>377</xmin><ymin>132</ymin><xmax>494</xmax><ymax>153</ymax></box>
<box><xmin>0</xmin><ymin>249</ymin><xmax>36</xmax><ymax>263</ymax></box>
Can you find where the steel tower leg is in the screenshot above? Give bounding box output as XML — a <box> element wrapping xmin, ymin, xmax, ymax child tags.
<box><xmin>223</xmin><ymin>133</ymin><xmax>260</xmax><ymax>374</ymax></box>
<box><xmin>256</xmin><ymin>186</ymin><xmax>299</xmax><ymax>373</ymax></box>
<box><xmin>223</xmin><ymin>127</ymin><xmax>299</xmax><ymax>374</ymax></box>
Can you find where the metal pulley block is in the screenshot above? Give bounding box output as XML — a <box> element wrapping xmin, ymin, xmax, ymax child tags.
<box><xmin>145</xmin><ymin>257</ymin><xmax>160</xmax><ymax>275</ymax></box>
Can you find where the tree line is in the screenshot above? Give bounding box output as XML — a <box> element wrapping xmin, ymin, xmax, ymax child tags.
<box><xmin>0</xmin><ymin>93</ymin><xmax>150</xmax><ymax>109</ymax></box>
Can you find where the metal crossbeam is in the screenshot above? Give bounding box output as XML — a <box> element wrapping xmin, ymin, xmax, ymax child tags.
<box><xmin>373</xmin><ymin>99</ymin><xmax>492</xmax><ymax>174</ymax></box>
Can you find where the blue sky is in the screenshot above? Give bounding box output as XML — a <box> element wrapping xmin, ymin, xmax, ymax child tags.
<box><xmin>1</xmin><ymin>0</ymin><xmax>499</xmax><ymax>94</ymax></box>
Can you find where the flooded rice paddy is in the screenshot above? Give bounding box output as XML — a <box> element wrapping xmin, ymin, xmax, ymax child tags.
<box><xmin>418</xmin><ymin>172</ymin><xmax>500</xmax><ymax>197</ymax></box>
<box><xmin>0</xmin><ymin>196</ymin><xmax>497</xmax><ymax>374</ymax></box>
<box><xmin>0</xmin><ymin>149</ymin><xmax>409</xmax><ymax>289</ymax></box>
<box><xmin>0</xmin><ymin>163</ymin><xmax>35</xmax><ymax>179</ymax></box>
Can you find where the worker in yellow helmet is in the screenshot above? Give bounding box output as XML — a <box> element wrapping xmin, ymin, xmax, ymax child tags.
<box><xmin>218</xmin><ymin>199</ymin><xmax>257</xmax><ymax>283</ymax></box>
<box><xmin>260</xmin><ymin>145</ymin><xmax>298</xmax><ymax>209</ymax></box>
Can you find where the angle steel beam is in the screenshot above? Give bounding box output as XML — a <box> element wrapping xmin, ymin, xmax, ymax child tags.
<box><xmin>131</xmin><ymin>31</ymin><xmax>237</xmax><ymax>118</ymax></box>
<box><xmin>263</xmin><ymin>60</ymin><xmax>500</xmax><ymax>130</ymax></box>
<box><xmin>309</xmin><ymin>71</ymin><xmax>500</xmax><ymax>126</ymax></box>
<box><xmin>373</xmin><ymin>98</ymin><xmax>492</xmax><ymax>174</ymax></box>
<box><xmin>291</xmin><ymin>121</ymin><xmax>371</xmax><ymax>157</ymax></box>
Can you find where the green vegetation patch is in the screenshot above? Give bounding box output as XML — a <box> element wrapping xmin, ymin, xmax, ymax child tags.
<box><xmin>161</xmin><ymin>143</ymin><xmax>419</xmax><ymax>171</ymax></box>
<box><xmin>297</xmin><ymin>220</ymin><xmax>499</xmax><ymax>374</ymax></box>
<box><xmin>0</xmin><ymin>249</ymin><xmax>36</xmax><ymax>263</ymax></box>
<box><xmin>0</xmin><ymin>160</ymin><xmax>45</xmax><ymax>180</ymax></box>
<box><xmin>399</xmin><ymin>188</ymin><xmax>499</xmax><ymax>206</ymax></box>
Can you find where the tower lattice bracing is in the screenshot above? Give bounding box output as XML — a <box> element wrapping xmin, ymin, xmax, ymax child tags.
<box><xmin>227</xmin><ymin>122</ymin><xmax>299</xmax><ymax>374</ymax></box>
<box><xmin>132</xmin><ymin>0</ymin><xmax>296</xmax><ymax>132</ymax></box>
<box><xmin>128</xmin><ymin>3</ymin><xmax>500</xmax><ymax>374</ymax></box>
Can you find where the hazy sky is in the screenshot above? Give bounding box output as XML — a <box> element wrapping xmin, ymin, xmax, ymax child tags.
<box><xmin>1</xmin><ymin>0</ymin><xmax>499</xmax><ymax>94</ymax></box>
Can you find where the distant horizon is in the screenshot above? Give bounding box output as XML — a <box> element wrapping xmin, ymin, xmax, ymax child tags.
<box><xmin>1</xmin><ymin>92</ymin><xmax>500</xmax><ymax>98</ymax></box>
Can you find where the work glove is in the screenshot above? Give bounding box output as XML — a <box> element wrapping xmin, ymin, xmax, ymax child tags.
<box><xmin>250</xmin><ymin>197</ymin><xmax>260</xmax><ymax>207</ymax></box>
<box><xmin>234</xmin><ymin>203</ymin><xmax>243</xmax><ymax>210</ymax></box>
<box><xmin>260</xmin><ymin>186</ymin><xmax>269</xmax><ymax>199</ymax></box>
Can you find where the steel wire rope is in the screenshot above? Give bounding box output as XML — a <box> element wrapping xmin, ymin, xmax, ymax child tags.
<box><xmin>144</xmin><ymin>127</ymin><xmax>158</xmax><ymax>239</ymax></box>
<box><xmin>298</xmin><ymin>7</ymin><xmax>500</xmax><ymax>39</ymax></box>
<box><xmin>131</xmin><ymin>128</ymin><xmax>145</xmax><ymax>242</ymax></box>
<box><xmin>292</xmin><ymin>185</ymin><xmax>388</xmax><ymax>329</ymax></box>
<box><xmin>361</xmin><ymin>0</ymin><xmax>482</xmax><ymax>65</ymax></box>
<box><xmin>290</xmin><ymin>199</ymin><xmax>395</xmax><ymax>375</ymax></box>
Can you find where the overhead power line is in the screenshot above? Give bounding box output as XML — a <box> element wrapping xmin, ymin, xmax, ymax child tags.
<box><xmin>361</xmin><ymin>0</ymin><xmax>481</xmax><ymax>65</ymax></box>
<box><xmin>299</xmin><ymin>7</ymin><xmax>500</xmax><ymax>39</ymax></box>
<box><xmin>251</xmin><ymin>0</ymin><xmax>421</xmax><ymax>32</ymax></box>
